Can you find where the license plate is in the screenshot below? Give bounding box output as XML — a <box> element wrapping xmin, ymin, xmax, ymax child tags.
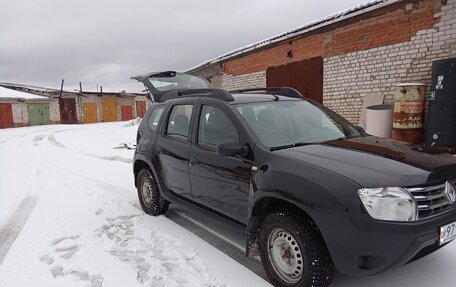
<box><xmin>440</xmin><ymin>221</ymin><xmax>456</xmax><ymax>245</ymax></box>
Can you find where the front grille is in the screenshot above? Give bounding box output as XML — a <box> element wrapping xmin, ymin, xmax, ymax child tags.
<box><xmin>407</xmin><ymin>179</ymin><xmax>456</xmax><ymax>220</ymax></box>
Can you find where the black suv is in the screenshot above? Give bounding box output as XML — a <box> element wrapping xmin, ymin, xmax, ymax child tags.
<box><xmin>132</xmin><ymin>72</ymin><xmax>456</xmax><ymax>287</ymax></box>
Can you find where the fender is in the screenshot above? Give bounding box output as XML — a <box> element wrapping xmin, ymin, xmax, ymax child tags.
<box><xmin>245</xmin><ymin>161</ymin><xmax>362</xmax><ymax>257</ymax></box>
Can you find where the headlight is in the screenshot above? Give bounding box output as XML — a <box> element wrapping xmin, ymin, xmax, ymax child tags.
<box><xmin>358</xmin><ymin>187</ymin><xmax>417</xmax><ymax>222</ymax></box>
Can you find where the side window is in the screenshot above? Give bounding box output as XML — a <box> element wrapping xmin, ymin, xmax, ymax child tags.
<box><xmin>148</xmin><ymin>106</ymin><xmax>165</xmax><ymax>132</ymax></box>
<box><xmin>198</xmin><ymin>105</ymin><xmax>239</xmax><ymax>147</ymax></box>
<box><xmin>166</xmin><ymin>104</ymin><xmax>194</xmax><ymax>138</ymax></box>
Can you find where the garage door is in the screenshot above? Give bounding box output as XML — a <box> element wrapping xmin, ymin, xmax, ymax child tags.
<box><xmin>121</xmin><ymin>106</ymin><xmax>133</xmax><ymax>121</ymax></box>
<box><xmin>136</xmin><ymin>101</ymin><xmax>146</xmax><ymax>118</ymax></box>
<box><xmin>83</xmin><ymin>103</ymin><xmax>98</xmax><ymax>123</ymax></box>
<box><xmin>0</xmin><ymin>103</ymin><xmax>14</xmax><ymax>129</ymax></box>
<box><xmin>28</xmin><ymin>103</ymin><xmax>51</xmax><ymax>126</ymax></box>
<box><xmin>59</xmin><ymin>98</ymin><xmax>78</xmax><ymax>124</ymax></box>
<box><xmin>102</xmin><ymin>98</ymin><xmax>117</xmax><ymax>122</ymax></box>
<box><xmin>267</xmin><ymin>57</ymin><xmax>323</xmax><ymax>104</ymax></box>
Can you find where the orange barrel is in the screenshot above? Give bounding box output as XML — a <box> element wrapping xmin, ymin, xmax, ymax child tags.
<box><xmin>392</xmin><ymin>83</ymin><xmax>426</xmax><ymax>144</ymax></box>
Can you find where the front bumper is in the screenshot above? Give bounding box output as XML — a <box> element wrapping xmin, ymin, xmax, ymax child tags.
<box><xmin>310</xmin><ymin>208</ymin><xmax>456</xmax><ymax>276</ymax></box>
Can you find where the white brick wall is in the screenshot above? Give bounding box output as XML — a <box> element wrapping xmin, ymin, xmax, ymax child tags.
<box><xmin>323</xmin><ymin>0</ymin><xmax>456</xmax><ymax>123</ymax></box>
<box><xmin>50</xmin><ymin>99</ymin><xmax>60</xmax><ymax>123</ymax></box>
<box><xmin>12</xmin><ymin>102</ymin><xmax>28</xmax><ymax>125</ymax></box>
<box><xmin>221</xmin><ymin>71</ymin><xmax>266</xmax><ymax>91</ymax></box>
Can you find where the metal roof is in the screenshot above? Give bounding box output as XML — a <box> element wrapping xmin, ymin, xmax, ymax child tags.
<box><xmin>187</xmin><ymin>0</ymin><xmax>401</xmax><ymax>72</ymax></box>
<box><xmin>0</xmin><ymin>86</ymin><xmax>51</xmax><ymax>100</ymax></box>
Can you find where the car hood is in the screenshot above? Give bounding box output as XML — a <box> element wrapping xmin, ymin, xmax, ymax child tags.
<box><xmin>273</xmin><ymin>136</ymin><xmax>456</xmax><ymax>188</ymax></box>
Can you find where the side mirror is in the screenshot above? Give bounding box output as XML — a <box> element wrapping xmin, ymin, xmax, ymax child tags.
<box><xmin>217</xmin><ymin>141</ymin><xmax>247</xmax><ymax>157</ymax></box>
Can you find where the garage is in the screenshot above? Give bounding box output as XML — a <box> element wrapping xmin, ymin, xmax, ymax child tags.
<box><xmin>0</xmin><ymin>103</ymin><xmax>14</xmax><ymax>129</ymax></box>
<box><xmin>27</xmin><ymin>103</ymin><xmax>51</xmax><ymax>126</ymax></box>
<box><xmin>82</xmin><ymin>102</ymin><xmax>98</xmax><ymax>123</ymax></box>
<box><xmin>59</xmin><ymin>98</ymin><xmax>78</xmax><ymax>124</ymax></box>
<box><xmin>102</xmin><ymin>97</ymin><xmax>117</xmax><ymax>122</ymax></box>
<box><xmin>135</xmin><ymin>101</ymin><xmax>146</xmax><ymax>118</ymax></box>
<box><xmin>266</xmin><ymin>57</ymin><xmax>323</xmax><ymax>104</ymax></box>
<box><xmin>121</xmin><ymin>105</ymin><xmax>133</xmax><ymax>121</ymax></box>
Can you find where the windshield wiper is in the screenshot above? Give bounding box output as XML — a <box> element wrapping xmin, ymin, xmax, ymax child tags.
<box><xmin>270</xmin><ymin>142</ymin><xmax>316</xmax><ymax>151</ymax></box>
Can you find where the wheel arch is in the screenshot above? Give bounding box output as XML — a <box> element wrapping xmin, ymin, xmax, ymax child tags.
<box><xmin>133</xmin><ymin>159</ymin><xmax>151</xmax><ymax>187</ymax></box>
<box><xmin>246</xmin><ymin>196</ymin><xmax>326</xmax><ymax>258</ymax></box>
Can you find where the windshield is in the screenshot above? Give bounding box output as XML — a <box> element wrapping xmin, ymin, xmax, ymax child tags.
<box><xmin>148</xmin><ymin>73</ymin><xmax>212</xmax><ymax>92</ymax></box>
<box><xmin>236</xmin><ymin>101</ymin><xmax>362</xmax><ymax>149</ymax></box>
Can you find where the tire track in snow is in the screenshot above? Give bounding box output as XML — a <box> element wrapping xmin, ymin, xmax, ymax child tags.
<box><xmin>0</xmin><ymin>128</ymin><xmax>58</xmax><ymax>264</ymax></box>
<box><xmin>0</xmin><ymin>196</ymin><xmax>40</xmax><ymax>264</ymax></box>
<box><xmin>48</xmin><ymin>134</ymin><xmax>66</xmax><ymax>148</ymax></box>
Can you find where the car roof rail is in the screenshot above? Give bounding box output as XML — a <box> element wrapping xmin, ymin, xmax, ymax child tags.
<box><xmin>159</xmin><ymin>88</ymin><xmax>235</xmax><ymax>102</ymax></box>
<box><xmin>229</xmin><ymin>87</ymin><xmax>304</xmax><ymax>99</ymax></box>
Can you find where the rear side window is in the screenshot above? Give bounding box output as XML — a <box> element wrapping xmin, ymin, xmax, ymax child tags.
<box><xmin>166</xmin><ymin>104</ymin><xmax>194</xmax><ymax>139</ymax></box>
<box><xmin>148</xmin><ymin>106</ymin><xmax>165</xmax><ymax>132</ymax></box>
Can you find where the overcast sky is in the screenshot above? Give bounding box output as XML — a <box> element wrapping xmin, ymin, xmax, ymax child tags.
<box><xmin>0</xmin><ymin>0</ymin><xmax>367</xmax><ymax>93</ymax></box>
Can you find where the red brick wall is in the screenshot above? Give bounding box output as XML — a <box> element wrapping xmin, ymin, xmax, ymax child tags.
<box><xmin>223</xmin><ymin>0</ymin><xmax>442</xmax><ymax>76</ymax></box>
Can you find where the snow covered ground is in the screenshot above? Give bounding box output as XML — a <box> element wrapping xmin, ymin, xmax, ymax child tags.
<box><xmin>0</xmin><ymin>122</ymin><xmax>455</xmax><ymax>287</ymax></box>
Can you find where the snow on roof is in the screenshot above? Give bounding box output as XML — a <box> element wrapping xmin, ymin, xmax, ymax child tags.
<box><xmin>187</xmin><ymin>0</ymin><xmax>401</xmax><ymax>72</ymax></box>
<box><xmin>0</xmin><ymin>86</ymin><xmax>50</xmax><ymax>100</ymax></box>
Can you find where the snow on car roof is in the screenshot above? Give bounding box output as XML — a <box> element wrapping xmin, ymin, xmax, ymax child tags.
<box><xmin>187</xmin><ymin>0</ymin><xmax>400</xmax><ymax>72</ymax></box>
<box><xmin>0</xmin><ymin>86</ymin><xmax>50</xmax><ymax>100</ymax></box>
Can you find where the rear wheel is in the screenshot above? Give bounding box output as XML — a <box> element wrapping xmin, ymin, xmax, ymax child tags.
<box><xmin>259</xmin><ymin>212</ymin><xmax>334</xmax><ymax>287</ymax></box>
<box><xmin>137</xmin><ymin>168</ymin><xmax>169</xmax><ymax>216</ymax></box>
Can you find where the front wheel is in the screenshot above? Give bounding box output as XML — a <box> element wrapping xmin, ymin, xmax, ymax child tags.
<box><xmin>259</xmin><ymin>212</ymin><xmax>334</xmax><ymax>287</ymax></box>
<box><xmin>137</xmin><ymin>168</ymin><xmax>169</xmax><ymax>216</ymax></box>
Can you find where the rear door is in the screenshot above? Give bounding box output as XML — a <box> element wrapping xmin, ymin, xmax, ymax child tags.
<box><xmin>188</xmin><ymin>99</ymin><xmax>252</xmax><ymax>224</ymax></box>
<box><xmin>131</xmin><ymin>71</ymin><xmax>212</xmax><ymax>102</ymax></box>
<box><xmin>154</xmin><ymin>99</ymin><xmax>197</xmax><ymax>199</ymax></box>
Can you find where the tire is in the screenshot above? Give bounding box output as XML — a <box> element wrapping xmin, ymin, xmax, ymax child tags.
<box><xmin>137</xmin><ymin>168</ymin><xmax>169</xmax><ymax>216</ymax></box>
<box><xmin>259</xmin><ymin>212</ymin><xmax>334</xmax><ymax>287</ymax></box>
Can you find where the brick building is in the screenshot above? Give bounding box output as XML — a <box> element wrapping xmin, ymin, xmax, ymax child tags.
<box><xmin>187</xmin><ymin>0</ymin><xmax>456</xmax><ymax>124</ymax></box>
<box><xmin>0</xmin><ymin>84</ymin><xmax>150</xmax><ymax>128</ymax></box>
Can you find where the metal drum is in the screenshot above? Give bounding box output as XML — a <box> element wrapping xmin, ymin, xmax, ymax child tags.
<box><xmin>392</xmin><ymin>83</ymin><xmax>426</xmax><ymax>144</ymax></box>
<box><xmin>424</xmin><ymin>58</ymin><xmax>456</xmax><ymax>152</ymax></box>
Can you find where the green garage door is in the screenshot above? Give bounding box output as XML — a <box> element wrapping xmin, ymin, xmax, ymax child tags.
<box><xmin>27</xmin><ymin>103</ymin><xmax>51</xmax><ymax>126</ymax></box>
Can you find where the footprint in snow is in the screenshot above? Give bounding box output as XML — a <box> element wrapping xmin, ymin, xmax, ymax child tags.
<box><xmin>39</xmin><ymin>234</ymin><xmax>104</xmax><ymax>286</ymax></box>
<box><xmin>95</xmin><ymin>215</ymin><xmax>226</xmax><ymax>286</ymax></box>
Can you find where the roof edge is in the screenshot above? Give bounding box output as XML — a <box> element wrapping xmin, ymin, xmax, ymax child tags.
<box><xmin>186</xmin><ymin>0</ymin><xmax>403</xmax><ymax>73</ymax></box>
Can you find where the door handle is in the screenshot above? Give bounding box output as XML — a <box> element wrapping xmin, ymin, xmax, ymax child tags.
<box><xmin>189</xmin><ymin>158</ymin><xmax>201</xmax><ymax>165</ymax></box>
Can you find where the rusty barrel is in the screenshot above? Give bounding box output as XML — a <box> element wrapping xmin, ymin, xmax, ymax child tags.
<box><xmin>392</xmin><ymin>83</ymin><xmax>426</xmax><ymax>144</ymax></box>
